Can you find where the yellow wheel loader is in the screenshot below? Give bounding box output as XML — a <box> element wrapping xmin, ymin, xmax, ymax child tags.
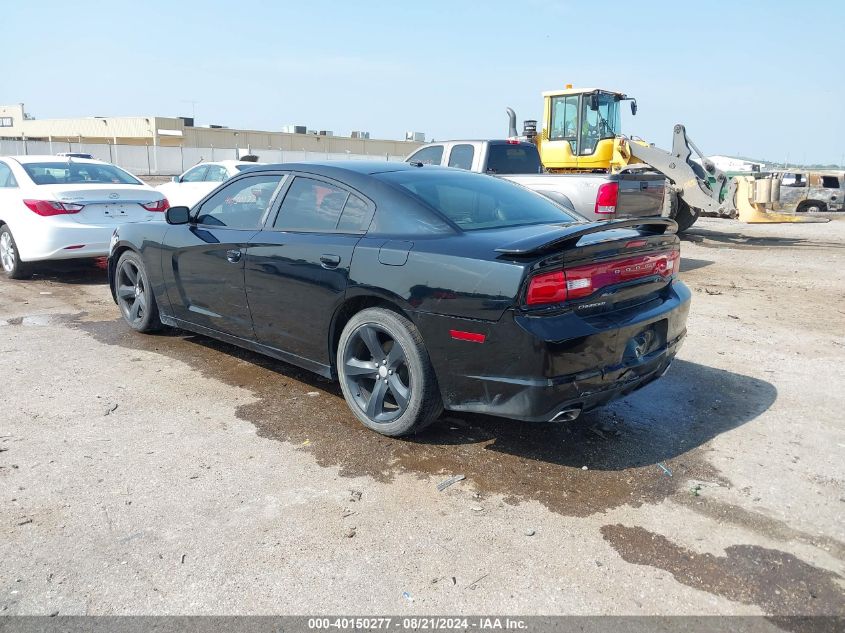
<box><xmin>509</xmin><ymin>86</ymin><xmax>823</xmax><ymax>230</ymax></box>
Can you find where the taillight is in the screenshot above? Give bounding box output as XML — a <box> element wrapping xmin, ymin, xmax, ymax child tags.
<box><xmin>526</xmin><ymin>271</ymin><xmax>568</xmax><ymax>305</ymax></box>
<box><xmin>23</xmin><ymin>199</ymin><xmax>84</xmax><ymax>216</ymax></box>
<box><xmin>141</xmin><ymin>198</ymin><xmax>170</xmax><ymax>212</ymax></box>
<box><xmin>595</xmin><ymin>182</ymin><xmax>619</xmax><ymax>215</ymax></box>
<box><xmin>525</xmin><ymin>248</ymin><xmax>680</xmax><ymax>306</ymax></box>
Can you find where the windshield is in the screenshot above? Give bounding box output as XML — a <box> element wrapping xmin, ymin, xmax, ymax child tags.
<box><xmin>376</xmin><ymin>169</ymin><xmax>578</xmax><ymax>231</ymax></box>
<box><xmin>486</xmin><ymin>144</ymin><xmax>542</xmax><ymax>174</ymax></box>
<box><xmin>580</xmin><ymin>92</ymin><xmax>621</xmax><ymax>155</ymax></box>
<box><xmin>22</xmin><ymin>162</ymin><xmax>142</xmax><ymax>185</ymax></box>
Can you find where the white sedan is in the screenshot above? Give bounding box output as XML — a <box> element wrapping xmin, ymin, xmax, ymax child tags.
<box><xmin>0</xmin><ymin>155</ymin><xmax>168</xmax><ymax>279</ymax></box>
<box><xmin>156</xmin><ymin>160</ymin><xmax>263</xmax><ymax>209</ymax></box>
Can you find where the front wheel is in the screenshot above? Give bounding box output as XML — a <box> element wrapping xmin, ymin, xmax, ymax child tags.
<box><xmin>115</xmin><ymin>251</ymin><xmax>162</xmax><ymax>333</ymax></box>
<box><xmin>0</xmin><ymin>225</ymin><xmax>33</xmax><ymax>280</ymax></box>
<box><xmin>337</xmin><ymin>307</ymin><xmax>442</xmax><ymax>436</ymax></box>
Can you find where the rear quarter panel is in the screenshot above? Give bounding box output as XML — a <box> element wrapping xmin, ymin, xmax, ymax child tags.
<box><xmin>109</xmin><ymin>221</ymin><xmax>172</xmax><ymax>314</ymax></box>
<box><xmin>348</xmin><ymin>235</ymin><xmax>525</xmax><ymax>322</ymax></box>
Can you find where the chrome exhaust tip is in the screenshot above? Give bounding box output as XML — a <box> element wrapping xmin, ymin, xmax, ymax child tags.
<box><xmin>550</xmin><ymin>407</ymin><xmax>582</xmax><ymax>423</ymax></box>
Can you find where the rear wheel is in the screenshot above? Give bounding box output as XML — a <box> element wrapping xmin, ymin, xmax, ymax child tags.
<box><xmin>0</xmin><ymin>225</ymin><xmax>32</xmax><ymax>280</ymax></box>
<box><xmin>796</xmin><ymin>201</ymin><xmax>826</xmax><ymax>213</ymax></box>
<box><xmin>115</xmin><ymin>251</ymin><xmax>162</xmax><ymax>333</ymax></box>
<box><xmin>672</xmin><ymin>199</ymin><xmax>700</xmax><ymax>232</ymax></box>
<box><xmin>337</xmin><ymin>307</ymin><xmax>442</xmax><ymax>437</ymax></box>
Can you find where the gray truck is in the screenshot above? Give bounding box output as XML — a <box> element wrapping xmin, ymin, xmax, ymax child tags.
<box><xmin>405</xmin><ymin>139</ymin><xmax>670</xmax><ymax>224</ymax></box>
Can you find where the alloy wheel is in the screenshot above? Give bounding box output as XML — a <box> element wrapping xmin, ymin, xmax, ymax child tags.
<box><xmin>342</xmin><ymin>324</ymin><xmax>411</xmax><ymax>423</ymax></box>
<box><xmin>0</xmin><ymin>231</ymin><xmax>15</xmax><ymax>273</ymax></box>
<box><xmin>116</xmin><ymin>259</ymin><xmax>148</xmax><ymax>326</ymax></box>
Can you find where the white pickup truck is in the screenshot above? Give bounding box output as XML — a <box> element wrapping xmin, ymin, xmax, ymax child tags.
<box><xmin>405</xmin><ymin>139</ymin><xmax>673</xmax><ymax>226</ymax></box>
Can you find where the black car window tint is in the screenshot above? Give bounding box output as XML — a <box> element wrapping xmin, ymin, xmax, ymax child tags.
<box><xmin>375</xmin><ymin>169</ymin><xmax>575</xmax><ymax>230</ymax></box>
<box><xmin>336</xmin><ymin>194</ymin><xmax>372</xmax><ymax>233</ymax></box>
<box><xmin>274</xmin><ymin>177</ymin><xmax>349</xmax><ymax>232</ymax></box>
<box><xmin>195</xmin><ymin>174</ymin><xmax>283</xmax><ymax>229</ymax></box>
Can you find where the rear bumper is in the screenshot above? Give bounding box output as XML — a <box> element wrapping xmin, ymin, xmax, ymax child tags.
<box><xmin>415</xmin><ymin>281</ymin><xmax>691</xmax><ymax>422</ymax></box>
<box><xmin>17</xmin><ymin>219</ymin><xmax>154</xmax><ymax>262</ymax></box>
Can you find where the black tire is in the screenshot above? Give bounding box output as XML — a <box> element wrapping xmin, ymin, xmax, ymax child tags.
<box><xmin>0</xmin><ymin>224</ymin><xmax>33</xmax><ymax>280</ymax></box>
<box><xmin>672</xmin><ymin>199</ymin><xmax>700</xmax><ymax>232</ymax></box>
<box><xmin>796</xmin><ymin>201</ymin><xmax>826</xmax><ymax>214</ymax></box>
<box><xmin>114</xmin><ymin>250</ymin><xmax>162</xmax><ymax>333</ymax></box>
<box><xmin>337</xmin><ymin>307</ymin><xmax>442</xmax><ymax>437</ymax></box>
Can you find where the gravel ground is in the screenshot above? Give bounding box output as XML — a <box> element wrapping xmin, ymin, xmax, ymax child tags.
<box><xmin>0</xmin><ymin>216</ymin><xmax>843</xmax><ymax>623</ymax></box>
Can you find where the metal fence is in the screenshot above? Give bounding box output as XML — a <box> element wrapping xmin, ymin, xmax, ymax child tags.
<box><xmin>0</xmin><ymin>140</ymin><xmax>406</xmax><ymax>176</ymax></box>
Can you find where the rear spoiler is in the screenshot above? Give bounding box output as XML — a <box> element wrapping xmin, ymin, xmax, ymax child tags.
<box><xmin>495</xmin><ymin>218</ymin><xmax>677</xmax><ymax>256</ymax></box>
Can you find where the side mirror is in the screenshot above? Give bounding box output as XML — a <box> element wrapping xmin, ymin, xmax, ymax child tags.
<box><xmin>630</xmin><ymin>100</ymin><xmax>638</xmax><ymax>116</ymax></box>
<box><xmin>171</xmin><ymin>175</ymin><xmax>180</xmax><ymax>183</ymax></box>
<box><xmin>165</xmin><ymin>206</ymin><xmax>190</xmax><ymax>225</ymax></box>
<box><xmin>589</xmin><ymin>93</ymin><xmax>599</xmax><ymax>111</ymax></box>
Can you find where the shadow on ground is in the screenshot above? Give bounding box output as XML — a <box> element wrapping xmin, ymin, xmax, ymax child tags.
<box><xmin>678</xmin><ymin>257</ymin><xmax>714</xmax><ymax>273</ymax></box>
<box><xmin>683</xmin><ymin>227</ymin><xmax>841</xmax><ymax>251</ymax></box>
<box><xmin>76</xmin><ymin>317</ymin><xmax>777</xmax><ymax>517</ymax></box>
<box><xmin>27</xmin><ymin>259</ymin><xmax>108</xmax><ymax>285</ymax></box>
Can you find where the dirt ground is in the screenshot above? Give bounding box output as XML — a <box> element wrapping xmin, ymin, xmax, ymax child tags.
<box><xmin>1</xmin><ymin>216</ymin><xmax>843</xmax><ymax>624</ymax></box>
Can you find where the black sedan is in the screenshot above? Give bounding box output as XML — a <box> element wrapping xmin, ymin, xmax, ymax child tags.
<box><xmin>108</xmin><ymin>162</ymin><xmax>690</xmax><ymax>436</ymax></box>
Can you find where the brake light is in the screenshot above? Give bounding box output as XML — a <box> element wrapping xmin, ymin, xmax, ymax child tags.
<box><xmin>23</xmin><ymin>199</ymin><xmax>84</xmax><ymax>216</ymax></box>
<box><xmin>506</xmin><ymin>138</ymin><xmax>520</xmax><ymax>145</ymax></box>
<box><xmin>141</xmin><ymin>198</ymin><xmax>170</xmax><ymax>212</ymax></box>
<box><xmin>526</xmin><ymin>270</ymin><xmax>568</xmax><ymax>305</ymax></box>
<box><xmin>595</xmin><ymin>182</ymin><xmax>618</xmax><ymax>214</ymax></box>
<box><xmin>526</xmin><ymin>249</ymin><xmax>680</xmax><ymax>306</ymax></box>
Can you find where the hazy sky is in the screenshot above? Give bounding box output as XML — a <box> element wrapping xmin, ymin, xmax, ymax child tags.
<box><xmin>2</xmin><ymin>0</ymin><xmax>842</xmax><ymax>164</ymax></box>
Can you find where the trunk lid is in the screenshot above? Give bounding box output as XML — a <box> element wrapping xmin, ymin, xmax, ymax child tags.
<box><xmin>497</xmin><ymin>219</ymin><xmax>680</xmax><ymax>315</ymax></box>
<box><xmin>43</xmin><ymin>185</ymin><xmax>165</xmax><ymax>224</ymax></box>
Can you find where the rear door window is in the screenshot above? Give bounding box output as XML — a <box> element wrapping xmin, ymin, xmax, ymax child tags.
<box><xmin>274</xmin><ymin>177</ymin><xmax>364</xmax><ymax>232</ymax></box>
<box><xmin>407</xmin><ymin>145</ymin><xmax>444</xmax><ymax>166</ymax></box>
<box><xmin>447</xmin><ymin>144</ymin><xmax>475</xmax><ymax>170</ymax></box>
<box><xmin>336</xmin><ymin>194</ymin><xmax>373</xmax><ymax>233</ymax></box>
<box><xmin>821</xmin><ymin>176</ymin><xmax>840</xmax><ymax>188</ymax></box>
<box><xmin>485</xmin><ymin>145</ymin><xmax>542</xmax><ymax>174</ymax></box>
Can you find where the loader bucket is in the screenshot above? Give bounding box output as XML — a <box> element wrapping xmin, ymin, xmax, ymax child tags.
<box><xmin>734</xmin><ymin>177</ymin><xmax>830</xmax><ymax>224</ymax></box>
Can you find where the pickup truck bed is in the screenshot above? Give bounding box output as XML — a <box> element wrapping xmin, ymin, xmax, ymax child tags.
<box><xmin>503</xmin><ymin>172</ymin><xmax>666</xmax><ymax>221</ymax></box>
<box><xmin>405</xmin><ymin>139</ymin><xmax>668</xmax><ymax>222</ymax></box>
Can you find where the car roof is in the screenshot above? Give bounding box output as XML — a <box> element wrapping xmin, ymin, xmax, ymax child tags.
<box><xmin>4</xmin><ymin>154</ymin><xmax>108</xmax><ymax>165</ymax></box>
<box><xmin>251</xmin><ymin>160</ymin><xmax>428</xmax><ymax>176</ymax></box>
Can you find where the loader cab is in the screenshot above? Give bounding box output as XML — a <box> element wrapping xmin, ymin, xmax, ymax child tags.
<box><xmin>540</xmin><ymin>88</ymin><xmax>630</xmax><ymax>172</ymax></box>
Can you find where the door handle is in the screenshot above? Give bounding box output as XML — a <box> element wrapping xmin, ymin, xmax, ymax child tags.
<box><xmin>320</xmin><ymin>254</ymin><xmax>341</xmax><ymax>268</ymax></box>
<box><xmin>226</xmin><ymin>249</ymin><xmax>242</xmax><ymax>263</ymax></box>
